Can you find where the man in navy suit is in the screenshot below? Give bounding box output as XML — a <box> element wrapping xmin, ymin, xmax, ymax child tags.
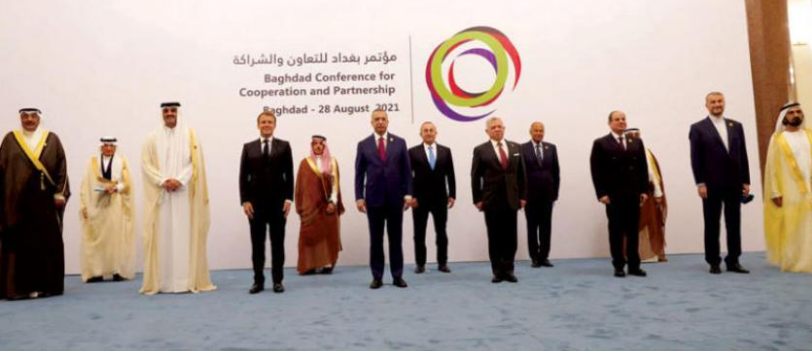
<box><xmin>521</xmin><ymin>122</ymin><xmax>560</xmax><ymax>268</ymax></box>
<box><xmin>472</xmin><ymin>117</ymin><xmax>527</xmax><ymax>283</ymax></box>
<box><xmin>239</xmin><ymin>110</ymin><xmax>294</xmax><ymax>294</ymax></box>
<box><xmin>355</xmin><ymin>108</ymin><xmax>413</xmax><ymax>289</ymax></box>
<box><xmin>409</xmin><ymin>122</ymin><xmax>456</xmax><ymax>274</ymax></box>
<box><xmin>590</xmin><ymin>111</ymin><xmax>649</xmax><ymax>278</ymax></box>
<box><xmin>689</xmin><ymin>91</ymin><xmax>751</xmax><ymax>274</ymax></box>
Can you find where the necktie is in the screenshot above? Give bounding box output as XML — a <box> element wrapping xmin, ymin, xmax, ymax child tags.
<box><xmin>497</xmin><ymin>142</ymin><xmax>508</xmax><ymax>169</ymax></box>
<box><xmin>378</xmin><ymin>137</ymin><xmax>386</xmax><ymax>161</ymax></box>
<box><xmin>618</xmin><ymin>136</ymin><xmax>626</xmax><ymax>150</ymax></box>
<box><xmin>535</xmin><ymin>144</ymin><xmax>542</xmax><ymax>166</ymax></box>
<box><xmin>428</xmin><ymin>145</ymin><xmax>436</xmax><ymax>170</ymax></box>
<box><xmin>263</xmin><ymin>139</ymin><xmax>269</xmax><ymax>157</ymax></box>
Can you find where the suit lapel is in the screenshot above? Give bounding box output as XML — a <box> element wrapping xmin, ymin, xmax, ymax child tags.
<box><xmin>419</xmin><ymin>144</ymin><xmax>431</xmax><ymax>170</ymax></box>
<box><xmin>484</xmin><ymin>142</ymin><xmax>500</xmax><ymax>169</ymax></box>
<box><xmin>724</xmin><ymin>118</ymin><xmax>735</xmax><ymax>153</ymax></box>
<box><xmin>704</xmin><ymin>117</ymin><xmax>728</xmax><ymax>153</ymax></box>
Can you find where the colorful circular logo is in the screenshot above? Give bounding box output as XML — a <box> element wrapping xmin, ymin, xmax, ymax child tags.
<box><xmin>426</xmin><ymin>26</ymin><xmax>521</xmax><ymax>122</ymax></box>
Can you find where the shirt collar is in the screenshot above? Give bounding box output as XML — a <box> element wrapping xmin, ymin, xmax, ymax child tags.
<box><xmin>375</xmin><ymin>132</ymin><xmax>388</xmax><ymax>141</ymax></box>
<box><xmin>490</xmin><ymin>139</ymin><xmax>505</xmax><ymax>148</ymax></box>
<box><xmin>260</xmin><ymin>136</ymin><xmax>274</xmax><ymax>143</ymax></box>
<box><xmin>424</xmin><ymin>142</ymin><xmax>435</xmax><ymax>149</ymax></box>
<box><xmin>611</xmin><ymin>131</ymin><xmax>624</xmax><ymax>139</ymax></box>
<box><xmin>709</xmin><ymin>115</ymin><xmax>725</xmax><ymax>124</ymax></box>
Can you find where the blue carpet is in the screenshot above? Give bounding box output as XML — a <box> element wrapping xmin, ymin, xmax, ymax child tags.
<box><xmin>1</xmin><ymin>253</ymin><xmax>810</xmax><ymax>351</ymax></box>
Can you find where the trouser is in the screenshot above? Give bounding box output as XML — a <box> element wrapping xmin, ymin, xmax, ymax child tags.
<box><xmin>606</xmin><ymin>196</ymin><xmax>641</xmax><ymax>271</ymax></box>
<box><xmin>702</xmin><ymin>187</ymin><xmax>742</xmax><ymax>266</ymax></box>
<box><xmin>367</xmin><ymin>203</ymin><xmax>404</xmax><ymax>280</ymax></box>
<box><xmin>484</xmin><ymin>208</ymin><xmax>518</xmax><ymax>276</ymax></box>
<box><xmin>249</xmin><ymin>205</ymin><xmax>286</xmax><ymax>285</ymax></box>
<box><xmin>525</xmin><ymin>199</ymin><xmax>554</xmax><ymax>262</ymax></box>
<box><xmin>412</xmin><ymin>201</ymin><xmax>449</xmax><ymax>266</ymax></box>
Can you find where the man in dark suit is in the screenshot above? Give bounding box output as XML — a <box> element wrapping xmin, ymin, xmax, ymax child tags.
<box><xmin>472</xmin><ymin>117</ymin><xmax>527</xmax><ymax>283</ymax></box>
<box><xmin>409</xmin><ymin>121</ymin><xmax>456</xmax><ymax>274</ymax></box>
<box><xmin>521</xmin><ymin>122</ymin><xmax>560</xmax><ymax>268</ymax></box>
<box><xmin>689</xmin><ymin>91</ymin><xmax>751</xmax><ymax>274</ymax></box>
<box><xmin>239</xmin><ymin>110</ymin><xmax>294</xmax><ymax>294</ymax></box>
<box><xmin>355</xmin><ymin>108</ymin><xmax>413</xmax><ymax>289</ymax></box>
<box><xmin>590</xmin><ymin>111</ymin><xmax>649</xmax><ymax>278</ymax></box>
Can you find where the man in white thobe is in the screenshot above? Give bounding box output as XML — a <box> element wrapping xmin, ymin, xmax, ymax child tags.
<box><xmin>140</xmin><ymin>102</ymin><xmax>215</xmax><ymax>295</ymax></box>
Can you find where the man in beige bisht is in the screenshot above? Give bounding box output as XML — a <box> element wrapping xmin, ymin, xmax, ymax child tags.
<box><xmin>140</xmin><ymin>102</ymin><xmax>215</xmax><ymax>294</ymax></box>
<box><xmin>764</xmin><ymin>102</ymin><xmax>812</xmax><ymax>273</ymax></box>
<box><xmin>79</xmin><ymin>137</ymin><xmax>135</xmax><ymax>282</ymax></box>
<box><xmin>295</xmin><ymin>135</ymin><xmax>344</xmax><ymax>275</ymax></box>
<box><xmin>624</xmin><ymin>128</ymin><xmax>667</xmax><ymax>262</ymax></box>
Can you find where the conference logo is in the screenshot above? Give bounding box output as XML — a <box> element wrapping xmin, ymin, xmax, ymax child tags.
<box><xmin>426</xmin><ymin>26</ymin><xmax>522</xmax><ymax>122</ymax></box>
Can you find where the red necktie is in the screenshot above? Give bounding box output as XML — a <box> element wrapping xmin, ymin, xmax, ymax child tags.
<box><xmin>378</xmin><ymin>137</ymin><xmax>386</xmax><ymax>161</ymax></box>
<box><xmin>497</xmin><ymin>142</ymin><xmax>508</xmax><ymax>169</ymax></box>
<box><xmin>618</xmin><ymin>136</ymin><xmax>626</xmax><ymax>150</ymax></box>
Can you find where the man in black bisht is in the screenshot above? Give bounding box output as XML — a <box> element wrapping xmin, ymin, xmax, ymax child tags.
<box><xmin>0</xmin><ymin>108</ymin><xmax>70</xmax><ymax>300</ymax></box>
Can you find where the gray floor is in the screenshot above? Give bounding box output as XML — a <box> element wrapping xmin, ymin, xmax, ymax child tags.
<box><xmin>1</xmin><ymin>252</ymin><xmax>810</xmax><ymax>351</ymax></box>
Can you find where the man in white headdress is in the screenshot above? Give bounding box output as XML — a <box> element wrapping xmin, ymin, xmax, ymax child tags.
<box><xmin>140</xmin><ymin>102</ymin><xmax>215</xmax><ymax>294</ymax></box>
<box><xmin>78</xmin><ymin>137</ymin><xmax>135</xmax><ymax>283</ymax></box>
<box><xmin>763</xmin><ymin>102</ymin><xmax>812</xmax><ymax>273</ymax></box>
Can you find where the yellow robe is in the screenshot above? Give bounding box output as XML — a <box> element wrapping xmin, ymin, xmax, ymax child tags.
<box><xmin>140</xmin><ymin>128</ymin><xmax>215</xmax><ymax>294</ymax></box>
<box><xmin>763</xmin><ymin>129</ymin><xmax>812</xmax><ymax>272</ymax></box>
<box><xmin>78</xmin><ymin>155</ymin><xmax>136</xmax><ymax>282</ymax></box>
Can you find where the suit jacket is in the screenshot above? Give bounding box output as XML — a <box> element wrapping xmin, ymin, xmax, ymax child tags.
<box><xmin>239</xmin><ymin>138</ymin><xmax>294</xmax><ymax>208</ymax></box>
<box><xmin>521</xmin><ymin>141</ymin><xmax>560</xmax><ymax>202</ymax></box>
<box><xmin>590</xmin><ymin>133</ymin><xmax>649</xmax><ymax>199</ymax></box>
<box><xmin>409</xmin><ymin>143</ymin><xmax>456</xmax><ymax>206</ymax></box>
<box><xmin>689</xmin><ymin>117</ymin><xmax>750</xmax><ymax>190</ymax></box>
<box><xmin>471</xmin><ymin>139</ymin><xmax>527</xmax><ymax>211</ymax></box>
<box><xmin>354</xmin><ymin>133</ymin><xmax>413</xmax><ymax>207</ymax></box>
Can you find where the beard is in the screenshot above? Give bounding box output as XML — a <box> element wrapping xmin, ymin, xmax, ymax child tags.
<box><xmin>784</xmin><ymin>117</ymin><xmax>803</xmax><ymax>127</ymax></box>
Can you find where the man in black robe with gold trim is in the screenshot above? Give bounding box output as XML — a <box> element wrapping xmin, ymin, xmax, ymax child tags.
<box><xmin>0</xmin><ymin>108</ymin><xmax>70</xmax><ymax>300</ymax></box>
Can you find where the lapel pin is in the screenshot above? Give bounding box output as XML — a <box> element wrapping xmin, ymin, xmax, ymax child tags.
<box><xmin>728</xmin><ymin>122</ymin><xmax>733</xmax><ymax>127</ymax></box>
<box><xmin>545</xmin><ymin>146</ymin><xmax>549</xmax><ymax>150</ymax></box>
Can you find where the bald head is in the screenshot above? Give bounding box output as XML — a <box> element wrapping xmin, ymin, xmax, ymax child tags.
<box><xmin>529</xmin><ymin>122</ymin><xmax>544</xmax><ymax>143</ymax></box>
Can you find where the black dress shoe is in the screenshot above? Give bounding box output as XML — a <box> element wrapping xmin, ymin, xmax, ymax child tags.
<box><xmin>504</xmin><ymin>273</ymin><xmax>518</xmax><ymax>283</ymax></box>
<box><xmin>531</xmin><ymin>260</ymin><xmax>542</xmax><ymax>268</ymax></box>
<box><xmin>301</xmin><ymin>269</ymin><xmax>318</xmax><ymax>276</ymax></box>
<box><xmin>540</xmin><ymin>259</ymin><xmax>554</xmax><ymax>268</ymax></box>
<box><xmin>726</xmin><ymin>263</ymin><xmax>750</xmax><ymax>274</ymax></box>
<box><xmin>86</xmin><ymin>276</ymin><xmax>104</xmax><ymax>283</ymax></box>
<box><xmin>320</xmin><ymin>266</ymin><xmax>333</xmax><ymax>275</ymax></box>
<box><xmin>491</xmin><ymin>275</ymin><xmax>503</xmax><ymax>283</ymax></box>
<box><xmin>414</xmin><ymin>265</ymin><xmax>426</xmax><ymax>274</ymax></box>
<box><xmin>112</xmin><ymin>274</ymin><xmax>125</xmax><ymax>282</ymax></box>
<box><xmin>709</xmin><ymin>265</ymin><xmax>722</xmax><ymax>274</ymax></box>
<box><xmin>370</xmin><ymin>279</ymin><xmax>383</xmax><ymax>289</ymax></box>
<box><xmin>393</xmin><ymin>278</ymin><xmax>408</xmax><ymax>288</ymax></box>
<box><xmin>438</xmin><ymin>264</ymin><xmax>451</xmax><ymax>273</ymax></box>
<box><xmin>6</xmin><ymin>294</ymin><xmax>30</xmax><ymax>301</ymax></box>
<box><xmin>249</xmin><ymin>284</ymin><xmax>264</xmax><ymax>294</ymax></box>
<box><xmin>628</xmin><ymin>268</ymin><xmax>647</xmax><ymax>277</ymax></box>
<box><xmin>614</xmin><ymin>270</ymin><xmax>626</xmax><ymax>278</ymax></box>
<box><xmin>272</xmin><ymin>283</ymin><xmax>285</xmax><ymax>293</ymax></box>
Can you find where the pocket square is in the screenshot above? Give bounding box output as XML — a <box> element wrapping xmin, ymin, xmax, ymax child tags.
<box><xmin>512</xmin><ymin>153</ymin><xmax>519</xmax><ymax>156</ymax></box>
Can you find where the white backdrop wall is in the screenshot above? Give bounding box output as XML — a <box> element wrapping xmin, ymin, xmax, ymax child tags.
<box><xmin>0</xmin><ymin>0</ymin><xmax>763</xmax><ymax>275</ymax></box>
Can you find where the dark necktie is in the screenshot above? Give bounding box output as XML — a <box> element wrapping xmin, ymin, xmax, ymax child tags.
<box><xmin>535</xmin><ymin>143</ymin><xmax>542</xmax><ymax>166</ymax></box>
<box><xmin>378</xmin><ymin>137</ymin><xmax>386</xmax><ymax>161</ymax></box>
<box><xmin>618</xmin><ymin>136</ymin><xmax>625</xmax><ymax>150</ymax></box>
<box><xmin>497</xmin><ymin>142</ymin><xmax>508</xmax><ymax>169</ymax></box>
<box><xmin>263</xmin><ymin>139</ymin><xmax>269</xmax><ymax>157</ymax></box>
